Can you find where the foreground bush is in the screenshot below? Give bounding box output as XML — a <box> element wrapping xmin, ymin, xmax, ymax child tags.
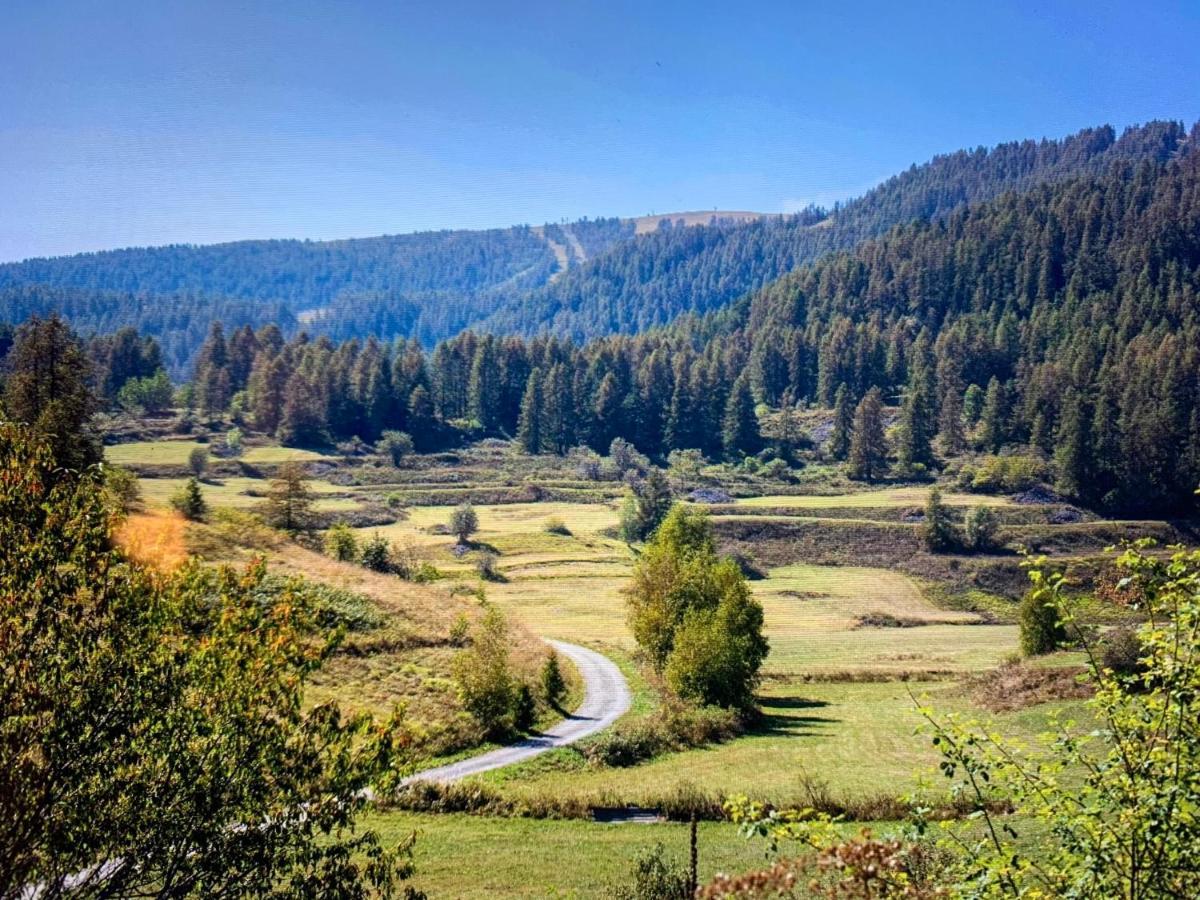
<box><xmin>0</xmin><ymin>423</ymin><xmax>416</xmax><ymax>897</ymax></box>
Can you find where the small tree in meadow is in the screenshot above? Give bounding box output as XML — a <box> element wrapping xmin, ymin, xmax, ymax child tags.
<box><xmin>963</xmin><ymin>504</ymin><xmax>998</xmax><ymax>551</ymax></box>
<box><xmin>1018</xmin><ymin>581</ymin><xmax>1067</xmax><ymax>655</ymax></box>
<box><xmin>452</xmin><ymin>606</ymin><xmax>520</xmax><ymax>739</ymax></box>
<box><xmin>324</xmin><ymin>521</ymin><xmax>359</xmax><ymax>562</ymax></box>
<box><xmin>223</xmin><ymin>427</ymin><xmax>243</xmax><ymax>457</ymax></box>
<box><xmin>450</xmin><ymin>503</ymin><xmax>479</xmax><ymax>545</ymax></box>
<box><xmin>378</xmin><ymin>430</ymin><xmax>414</xmax><ymax>467</ymax></box>
<box><xmin>171</xmin><ymin>477</ymin><xmax>206</xmax><ymax>521</ymax></box>
<box><xmin>619</xmin><ymin>469</ymin><xmax>673</xmax><ymax>542</ymax></box>
<box><xmin>187</xmin><ymin>446</ymin><xmax>209</xmax><ymax>479</ymax></box>
<box><xmin>263</xmin><ymin>460</ymin><xmax>314</xmax><ymax>533</ymax></box>
<box><xmin>360</xmin><ymin>532</ymin><xmax>392</xmax><ymax>573</ymax></box>
<box><xmin>921</xmin><ymin>488</ymin><xmax>957</xmax><ymax>552</ymax></box>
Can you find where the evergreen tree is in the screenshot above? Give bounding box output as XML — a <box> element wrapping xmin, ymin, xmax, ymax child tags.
<box><xmin>276</xmin><ymin>372</ymin><xmax>327</xmax><ymax>447</ymax></box>
<box><xmin>922</xmin><ymin>488</ymin><xmax>957</xmax><ymax>552</ymax></box>
<box><xmin>1054</xmin><ymin>389</ymin><xmax>1092</xmax><ymax>500</ymax></box>
<box><xmin>263</xmin><ymin>461</ymin><xmax>315</xmax><ymax>532</ymax></box>
<box><xmin>516</xmin><ymin>367</ymin><xmax>545</xmax><ymax>454</ymax></box>
<box><xmin>248</xmin><ymin>353</ymin><xmax>288</xmax><ymax>435</ymax></box>
<box><xmin>406</xmin><ymin>384</ymin><xmax>437</xmax><ymax>451</ymax></box>
<box><xmin>171</xmin><ymin>477</ymin><xmax>206</xmax><ymax>521</ymax></box>
<box><xmin>618</xmin><ymin>469</ymin><xmax>674</xmax><ymax>542</ymax></box>
<box><xmin>721</xmin><ymin>374</ymin><xmax>761</xmax><ymax>460</ymax></box>
<box><xmin>979</xmin><ymin>377</ymin><xmax>1008</xmax><ymax>452</ymax></box>
<box><xmin>467</xmin><ymin>337</ymin><xmax>502</xmax><ymax>431</ymax></box>
<box><xmin>938</xmin><ymin>380</ymin><xmax>966</xmax><ymax>454</ymax></box>
<box><xmin>847</xmin><ymin>387</ymin><xmax>888</xmax><ymax>481</ymax></box>
<box><xmin>963</xmin><ymin>383</ymin><xmax>985</xmax><ymax>427</ymax></box>
<box><xmin>896</xmin><ymin>379</ymin><xmax>936</xmax><ymax>474</ymax></box>
<box><xmin>2</xmin><ymin>314</ymin><xmax>100</xmax><ymax>474</ymax></box>
<box><xmin>829</xmin><ymin>382</ymin><xmax>853</xmax><ymax>461</ymax></box>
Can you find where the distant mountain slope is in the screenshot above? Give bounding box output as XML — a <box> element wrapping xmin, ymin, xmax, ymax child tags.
<box><xmin>481</xmin><ymin>120</ymin><xmax>1193</xmax><ymax>340</ymax></box>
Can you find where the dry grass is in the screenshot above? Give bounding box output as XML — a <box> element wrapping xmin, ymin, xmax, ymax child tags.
<box><xmin>114</xmin><ymin>509</ymin><xmax>189</xmax><ymax>572</ymax></box>
<box><xmin>966</xmin><ymin>660</ymin><xmax>1094</xmax><ymax>712</ymax></box>
<box><xmin>732</xmin><ymin>488</ymin><xmax>1013</xmax><ymax>509</ymax></box>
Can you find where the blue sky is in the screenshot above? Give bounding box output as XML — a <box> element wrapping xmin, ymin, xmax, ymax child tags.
<box><xmin>1</xmin><ymin>0</ymin><xmax>1197</xmax><ymax>262</ymax></box>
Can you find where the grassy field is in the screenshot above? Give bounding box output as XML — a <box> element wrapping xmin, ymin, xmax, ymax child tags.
<box><xmin>137</xmin><ymin>476</ymin><xmax>358</xmax><ymax>512</ymax></box>
<box><xmin>106</xmin><ymin>440</ymin><xmax>333</xmax><ymax>467</ymax></box>
<box><xmin>364</xmin><ymin>812</ymin><xmax>764</xmax><ymax>899</ymax></box>
<box><xmin>732</xmin><ymin>487</ymin><xmax>1013</xmax><ymax>509</ymax></box>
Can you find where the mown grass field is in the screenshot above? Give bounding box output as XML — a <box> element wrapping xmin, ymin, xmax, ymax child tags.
<box><xmin>105</xmin><ymin>440</ymin><xmax>333</xmax><ymax>466</ymax></box>
<box><xmin>731</xmin><ymin>487</ymin><xmax>1014</xmax><ymax>508</ymax></box>
<box><xmin>364</xmin><ymin>813</ymin><xmax>763</xmax><ymax>899</ymax></box>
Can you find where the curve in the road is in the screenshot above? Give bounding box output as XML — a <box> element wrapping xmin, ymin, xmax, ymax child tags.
<box><xmin>400</xmin><ymin>640</ymin><xmax>630</xmax><ymax>785</ymax></box>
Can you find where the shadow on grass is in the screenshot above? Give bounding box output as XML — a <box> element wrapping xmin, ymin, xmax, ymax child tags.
<box><xmin>749</xmin><ymin>695</ymin><xmax>838</xmax><ymax>736</ymax></box>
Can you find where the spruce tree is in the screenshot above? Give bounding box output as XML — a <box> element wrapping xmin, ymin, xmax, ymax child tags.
<box><xmin>276</xmin><ymin>373</ymin><xmax>327</xmax><ymax>447</ymax></box>
<box><xmin>1054</xmin><ymin>390</ymin><xmax>1091</xmax><ymax>500</ymax></box>
<box><xmin>829</xmin><ymin>383</ymin><xmax>853</xmax><ymax>461</ymax></box>
<box><xmin>938</xmin><ymin>380</ymin><xmax>965</xmax><ymax>454</ymax></box>
<box><xmin>979</xmin><ymin>377</ymin><xmax>1008</xmax><ymax>452</ymax></box>
<box><xmin>516</xmin><ymin>367</ymin><xmax>544</xmax><ymax>454</ymax></box>
<box><xmin>922</xmin><ymin>488</ymin><xmax>957</xmax><ymax>552</ymax></box>
<box><xmin>721</xmin><ymin>374</ymin><xmax>761</xmax><ymax>460</ymax></box>
<box><xmin>467</xmin><ymin>338</ymin><xmax>502</xmax><ymax>431</ymax></box>
<box><xmin>896</xmin><ymin>379</ymin><xmax>935</xmax><ymax>474</ymax></box>
<box><xmin>847</xmin><ymin>387</ymin><xmax>888</xmax><ymax>481</ymax></box>
<box><xmin>406</xmin><ymin>385</ymin><xmax>437</xmax><ymax>451</ymax></box>
<box><xmin>3</xmin><ymin>315</ymin><xmax>102</xmax><ymax>476</ymax></box>
<box><xmin>264</xmin><ymin>461</ymin><xmax>315</xmax><ymax>533</ymax></box>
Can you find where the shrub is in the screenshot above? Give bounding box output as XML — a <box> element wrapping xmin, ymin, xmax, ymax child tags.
<box><xmin>360</xmin><ymin>532</ymin><xmax>392</xmax><ymax>573</ymax></box>
<box><xmin>1018</xmin><ymin>585</ymin><xmax>1067</xmax><ymax>656</ymax></box>
<box><xmin>187</xmin><ymin>446</ymin><xmax>209</xmax><ymax>478</ymax></box>
<box><xmin>966</xmin><ymin>454</ymin><xmax>1047</xmax><ymax>493</ymax></box>
<box><xmin>963</xmin><ymin>504</ymin><xmax>999</xmax><ymax>551</ymax></box>
<box><xmin>448</xmin><ymin>613</ymin><xmax>470</xmax><ymax>646</ymax></box>
<box><xmin>609</xmin><ymin>844</ymin><xmax>691</xmax><ymax>900</ymax></box>
<box><xmin>452</xmin><ymin>606</ymin><xmax>520</xmax><ymax>739</ymax></box>
<box><xmin>324</xmin><ymin>521</ymin><xmax>359</xmax><ymax>562</ymax></box>
<box><xmin>223</xmin><ymin>427</ymin><xmax>243</xmax><ymax>457</ymax></box>
<box><xmin>378</xmin><ymin>430</ymin><xmax>414</xmax><ymax>467</ymax></box>
<box><xmin>103</xmin><ymin>465</ymin><xmax>141</xmax><ymax>514</ymax></box>
<box><xmin>541</xmin><ymin>650</ymin><xmax>567</xmax><ymax>708</ymax></box>
<box><xmin>921</xmin><ymin>488</ymin><xmax>958</xmax><ymax>552</ymax></box>
<box><xmin>543</xmin><ymin>516</ymin><xmax>571</xmax><ymax>536</ymax></box>
<box><xmin>1101</xmin><ymin>626</ymin><xmax>1148</xmax><ymax>678</ymax></box>
<box><xmin>475</xmin><ymin>550</ymin><xmax>503</xmax><ymax>582</ymax></box>
<box><xmin>450</xmin><ymin>502</ymin><xmax>479</xmax><ymax>544</ymax></box>
<box><xmin>170</xmin><ymin>477</ymin><xmax>206</xmax><ymax>521</ymax></box>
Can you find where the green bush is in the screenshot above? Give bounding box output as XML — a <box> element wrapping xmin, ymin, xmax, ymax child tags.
<box><xmin>324</xmin><ymin>521</ymin><xmax>359</xmax><ymax>562</ymax></box>
<box><xmin>1018</xmin><ymin>586</ymin><xmax>1067</xmax><ymax>656</ymax></box>
<box><xmin>541</xmin><ymin>650</ymin><xmax>567</xmax><ymax>708</ymax></box>
<box><xmin>608</xmin><ymin>844</ymin><xmax>691</xmax><ymax>900</ymax></box>
<box><xmin>450</xmin><ymin>503</ymin><xmax>479</xmax><ymax>544</ymax></box>
<box><xmin>170</xmin><ymin>477</ymin><xmax>206</xmax><ymax>521</ymax></box>
<box><xmin>965</xmin><ymin>454</ymin><xmax>1047</xmax><ymax>493</ymax></box>
<box><xmin>963</xmin><ymin>505</ymin><xmax>999</xmax><ymax>551</ymax></box>
<box><xmin>378</xmin><ymin>430</ymin><xmax>414</xmax><ymax>467</ymax></box>
<box><xmin>360</xmin><ymin>532</ymin><xmax>392</xmax><ymax>572</ymax></box>
<box><xmin>921</xmin><ymin>488</ymin><xmax>958</xmax><ymax>552</ymax></box>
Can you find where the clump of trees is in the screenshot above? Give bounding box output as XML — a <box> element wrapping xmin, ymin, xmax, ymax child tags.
<box><xmin>0</xmin><ymin>422</ymin><xmax>417</xmax><ymax>896</ymax></box>
<box><xmin>451</xmin><ymin>606</ymin><xmax>536</xmax><ymax>739</ymax></box>
<box><xmin>625</xmin><ymin>506</ymin><xmax>768</xmax><ymax>709</ymax></box>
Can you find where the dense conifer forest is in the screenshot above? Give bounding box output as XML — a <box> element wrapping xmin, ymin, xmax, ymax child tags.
<box><xmin>19</xmin><ymin>123</ymin><xmax>1196</xmax><ymax>518</ymax></box>
<box><xmin>2</xmin><ymin>122</ymin><xmax>1193</xmax><ymax>378</ymax></box>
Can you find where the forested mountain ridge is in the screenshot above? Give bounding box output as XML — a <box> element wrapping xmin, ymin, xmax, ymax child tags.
<box><xmin>483</xmin><ymin>120</ymin><xmax>1194</xmax><ymax>339</ymax></box>
<box><xmin>138</xmin><ymin>129</ymin><xmax>1200</xmax><ymax>518</ymax></box>
<box><xmin>0</xmin><ymin>217</ymin><xmax>636</xmax><ymax>374</ymax></box>
<box><xmin>0</xmin><ymin>121</ymin><xmax>1193</xmax><ymax>379</ymax></box>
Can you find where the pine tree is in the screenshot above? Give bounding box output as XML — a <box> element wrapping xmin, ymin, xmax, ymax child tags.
<box><xmin>467</xmin><ymin>337</ymin><xmax>502</xmax><ymax>431</ymax></box>
<box><xmin>276</xmin><ymin>373</ymin><xmax>327</xmax><ymax>447</ymax></box>
<box><xmin>721</xmin><ymin>374</ymin><xmax>761</xmax><ymax>461</ymax></box>
<box><xmin>922</xmin><ymin>488</ymin><xmax>957</xmax><ymax>551</ymax></box>
<box><xmin>2</xmin><ymin>314</ymin><xmax>100</xmax><ymax>475</ymax></box>
<box><xmin>406</xmin><ymin>385</ymin><xmax>437</xmax><ymax>451</ymax></box>
<box><xmin>896</xmin><ymin>379</ymin><xmax>935</xmax><ymax>474</ymax></box>
<box><xmin>979</xmin><ymin>377</ymin><xmax>1008</xmax><ymax>452</ymax></box>
<box><xmin>248</xmin><ymin>353</ymin><xmax>289</xmax><ymax>435</ymax></box>
<box><xmin>171</xmin><ymin>477</ymin><xmax>207</xmax><ymax>521</ymax></box>
<box><xmin>963</xmin><ymin>383</ymin><xmax>985</xmax><ymax>427</ymax></box>
<box><xmin>847</xmin><ymin>387</ymin><xmax>888</xmax><ymax>481</ymax></box>
<box><xmin>264</xmin><ymin>461</ymin><xmax>315</xmax><ymax>532</ymax></box>
<box><xmin>516</xmin><ymin>368</ymin><xmax>545</xmax><ymax>454</ymax></box>
<box><xmin>938</xmin><ymin>380</ymin><xmax>965</xmax><ymax>455</ymax></box>
<box><xmin>829</xmin><ymin>383</ymin><xmax>853</xmax><ymax>461</ymax></box>
<box><xmin>1054</xmin><ymin>390</ymin><xmax>1091</xmax><ymax>500</ymax></box>
<box><xmin>542</xmin><ymin>364</ymin><xmax>574</xmax><ymax>455</ymax></box>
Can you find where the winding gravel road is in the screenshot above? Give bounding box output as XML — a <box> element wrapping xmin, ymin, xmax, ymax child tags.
<box><xmin>400</xmin><ymin>640</ymin><xmax>630</xmax><ymax>785</ymax></box>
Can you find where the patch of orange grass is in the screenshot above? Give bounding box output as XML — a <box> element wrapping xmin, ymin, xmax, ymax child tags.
<box><xmin>115</xmin><ymin>510</ymin><xmax>189</xmax><ymax>572</ymax></box>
